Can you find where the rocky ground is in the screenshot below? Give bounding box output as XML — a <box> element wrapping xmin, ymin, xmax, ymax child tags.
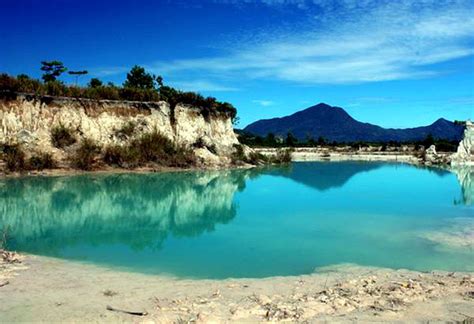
<box><xmin>1</xmin><ymin>253</ymin><xmax>473</xmax><ymax>323</ymax></box>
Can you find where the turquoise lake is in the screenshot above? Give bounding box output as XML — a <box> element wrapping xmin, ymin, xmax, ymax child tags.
<box><xmin>1</xmin><ymin>162</ymin><xmax>473</xmax><ymax>279</ymax></box>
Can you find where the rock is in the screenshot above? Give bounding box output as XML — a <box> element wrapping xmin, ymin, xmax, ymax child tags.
<box><xmin>451</xmin><ymin>120</ymin><xmax>474</xmax><ymax>166</ymax></box>
<box><xmin>426</xmin><ymin>145</ymin><xmax>437</xmax><ymax>155</ymax></box>
<box><xmin>16</xmin><ymin>129</ymin><xmax>36</xmax><ymax>144</ymax></box>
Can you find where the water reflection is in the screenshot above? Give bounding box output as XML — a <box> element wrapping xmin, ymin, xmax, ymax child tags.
<box><xmin>0</xmin><ymin>171</ymin><xmax>246</xmax><ymax>252</ymax></box>
<box><xmin>451</xmin><ymin>167</ymin><xmax>474</xmax><ymax>205</ymax></box>
<box><xmin>0</xmin><ymin>162</ymin><xmax>472</xmax><ymax>278</ymax></box>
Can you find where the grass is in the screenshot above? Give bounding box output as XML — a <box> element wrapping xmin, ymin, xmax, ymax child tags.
<box><xmin>103</xmin><ymin>131</ymin><xmax>196</xmax><ymax>168</ymax></box>
<box><xmin>28</xmin><ymin>152</ymin><xmax>56</xmax><ymax>170</ymax></box>
<box><xmin>231</xmin><ymin>144</ymin><xmax>293</xmax><ymax>165</ymax></box>
<box><xmin>1</xmin><ymin>144</ymin><xmax>26</xmax><ymax>172</ymax></box>
<box><xmin>51</xmin><ymin>124</ymin><xmax>76</xmax><ymax>148</ymax></box>
<box><xmin>114</xmin><ymin>121</ymin><xmax>137</xmax><ymax>140</ymax></box>
<box><xmin>1</xmin><ymin>144</ymin><xmax>57</xmax><ymax>172</ymax></box>
<box><xmin>71</xmin><ymin>139</ymin><xmax>101</xmax><ymax>170</ymax></box>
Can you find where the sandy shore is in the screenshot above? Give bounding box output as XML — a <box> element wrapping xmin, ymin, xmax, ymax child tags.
<box><xmin>1</xmin><ymin>253</ymin><xmax>473</xmax><ymax>323</ymax></box>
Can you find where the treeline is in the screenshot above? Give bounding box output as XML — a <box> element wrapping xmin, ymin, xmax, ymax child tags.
<box><xmin>237</xmin><ymin>131</ymin><xmax>460</xmax><ymax>152</ymax></box>
<box><xmin>0</xmin><ymin>62</ymin><xmax>237</xmax><ymax>122</ymax></box>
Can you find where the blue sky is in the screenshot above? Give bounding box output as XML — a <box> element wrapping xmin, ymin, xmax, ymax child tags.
<box><xmin>1</xmin><ymin>0</ymin><xmax>473</xmax><ymax>128</ymax></box>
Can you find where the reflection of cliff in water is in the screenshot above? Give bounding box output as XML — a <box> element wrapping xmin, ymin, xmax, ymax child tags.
<box><xmin>0</xmin><ymin>170</ymin><xmax>248</xmax><ymax>254</ymax></box>
<box><xmin>451</xmin><ymin>167</ymin><xmax>474</xmax><ymax>205</ymax></box>
<box><xmin>265</xmin><ymin>161</ymin><xmax>384</xmax><ymax>191</ymax></box>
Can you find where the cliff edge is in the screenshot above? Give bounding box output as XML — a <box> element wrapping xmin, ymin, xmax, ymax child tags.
<box><xmin>0</xmin><ymin>94</ymin><xmax>239</xmax><ymax>170</ymax></box>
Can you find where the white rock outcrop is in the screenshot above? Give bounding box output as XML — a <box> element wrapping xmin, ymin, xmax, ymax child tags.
<box><xmin>0</xmin><ymin>95</ymin><xmax>239</xmax><ymax>165</ymax></box>
<box><xmin>451</xmin><ymin>120</ymin><xmax>474</xmax><ymax>166</ymax></box>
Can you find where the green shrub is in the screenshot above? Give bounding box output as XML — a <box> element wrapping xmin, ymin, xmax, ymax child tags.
<box><xmin>270</xmin><ymin>148</ymin><xmax>293</xmax><ymax>164</ymax></box>
<box><xmin>44</xmin><ymin>80</ymin><xmax>68</xmax><ymax>96</ymax></box>
<box><xmin>119</xmin><ymin>87</ymin><xmax>160</xmax><ymax>102</ymax></box>
<box><xmin>132</xmin><ymin>131</ymin><xmax>176</xmax><ymax>163</ymax></box>
<box><xmin>51</xmin><ymin>124</ymin><xmax>76</xmax><ymax>148</ymax></box>
<box><xmin>103</xmin><ymin>131</ymin><xmax>196</xmax><ymax>168</ymax></box>
<box><xmin>28</xmin><ymin>152</ymin><xmax>56</xmax><ymax>170</ymax></box>
<box><xmin>17</xmin><ymin>74</ymin><xmax>43</xmax><ymax>94</ymax></box>
<box><xmin>231</xmin><ymin>145</ymin><xmax>292</xmax><ymax>165</ymax></box>
<box><xmin>71</xmin><ymin>139</ymin><xmax>101</xmax><ymax>170</ymax></box>
<box><xmin>114</xmin><ymin>121</ymin><xmax>137</xmax><ymax>140</ymax></box>
<box><xmin>103</xmin><ymin>145</ymin><xmax>139</xmax><ymax>168</ymax></box>
<box><xmin>193</xmin><ymin>137</ymin><xmax>217</xmax><ymax>154</ymax></box>
<box><xmin>0</xmin><ymin>74</ymin><xmax>19</xmax><ymax>93</ymax></box>
<box><xmin>247</xmin><ymin>151</ymin><xmax>268</xmax><ymax>165</ymax></box>
<box><xmin>231</xmin><ymin>144</ymin><xmax>246</xmax><ymax>165</ymax></box>
<box><xmin>1</xmin><ymin>144</ymin><xmax>26</xmax><ymax>172</ymax></box>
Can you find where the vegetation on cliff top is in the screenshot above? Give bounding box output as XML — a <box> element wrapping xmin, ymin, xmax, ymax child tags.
<box><xmin>0</xmin><ymin>62</ymin><xmax>237</xmax><ymax>122</ymax></box>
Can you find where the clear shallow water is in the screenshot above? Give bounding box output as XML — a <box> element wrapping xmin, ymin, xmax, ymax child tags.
<box><xmin>1</xmin><ymin>162</ymin><xmax>473</xmax><ymax>279</ymax></box>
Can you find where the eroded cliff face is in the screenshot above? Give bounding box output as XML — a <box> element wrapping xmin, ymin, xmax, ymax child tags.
<box><xmin>451</xmin><ymin>120</ymin><xmax>474</xmax><ymax>166</ymax></box>
<box><xmin>0</xmin><ymin>95</ymin><xmax>239</xmax><ymax>165</ymax></box>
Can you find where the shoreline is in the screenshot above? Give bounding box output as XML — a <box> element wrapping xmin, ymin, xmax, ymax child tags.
<box><xmin>0</xmin><ymin>150</ymin><xmax>454</xmax><ymax>179</ymax></box>
<box><xmin>0</xmin><ymin>163</ymin><xmax>255</xmax><ymax>179</ymax></box>
<box><xmin>1</xmin><ymin>253</ymin><xmax>473</xmax><ymax>322</ymax></box>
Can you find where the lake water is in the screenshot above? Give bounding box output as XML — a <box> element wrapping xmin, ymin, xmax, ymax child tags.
<box><xmin>1</xmin><ymin>162</ymin><xmax>473</xmax><ymax>279</ymax></box>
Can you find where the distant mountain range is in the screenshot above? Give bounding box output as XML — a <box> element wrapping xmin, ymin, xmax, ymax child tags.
<box><xmin>244</xmin><ymin>103</ymin><xmax>464</xmax><ymax>142</ymax></box>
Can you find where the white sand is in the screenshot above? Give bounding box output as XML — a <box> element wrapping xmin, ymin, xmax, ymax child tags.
<box><xmin>1</xmin><ymin>254</ymin><xmax>473</xmax><ymax>323</ymax></box>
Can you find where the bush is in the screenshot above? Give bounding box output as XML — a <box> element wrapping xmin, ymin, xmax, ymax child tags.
<box><xmin>28</xmin><ymin>152</ymin><xmax>56</xmax><ymax>170</ymax></box>
<box><xmin>51</xmin><ymin>124</ymin><xmax>76</xmax><ymax>148</ymax></box>
<box><xmin>231</xmin><ymin>144</ymin><xmax>246</xmax><ymax>165</ymax></box>
<box><xmin>0</xmin><ymin>74</ymin><xmax>19</xmax><ymax>93</ymax></box>
<box><xmin>114</xmin><ymin>121</ymin><xmax>137</xmax><ymax>140</ymax></box>
<box><xmin>103</xmin><ymin>145</ymin><xmax>138</xmax><ymax>168</ymax></box>
<box><xmin>132</xmin><ymin>131</ymin><xmax>176</xmax><ymax>163</ymax></box>
<box><xmin>71</xmin><ymin>139</ymin><xmax>101</xmax><ymax>170</ymax></box>
<box><xmin>1</xmin><ymin>144</ymin><xmax>26</xmax><ymax>172</ymax></box>
<box><xmin>270</xmin><ymin>148</ymin><xmax>293</xmax><ymax>164</ymax></box>
<box><xmin>44</xmin><ymin>80</ymin><xmax>68</xmax><ymax>96</ymax></box>
<box><xmin>231</xmin><ymin>145</ymin><xmax>292</xmax><ymax>165</ymax></box>
<box><xmin>103</xmin><ymin>131</ymin><xmax>196</xmax><ymax>168</ymax></box>
<box><xmin>119</xmin><ymin>87</ymin><xmax>160</xmax><ymax>102</ymax></box>
<box><xmin>17</xmin><ymin>74</ymin><xmax>43</xmax><ymax>94</ymax></box>
<box><xmin>193</xmin><ymin>137</ymin><xmax>217</xmax><ymax>154</ymax></box>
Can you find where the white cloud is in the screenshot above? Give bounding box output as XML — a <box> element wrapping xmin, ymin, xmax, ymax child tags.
<box><xmin>155</xmin><ymin>1</ymin><xmax>474</xmax><ymax>84</ymax></box>
<box><xmin>93</xmin><ymin>1</ymin><xmax>474</xmax><ymax>85</ymax></box>
<box><xmin>170</xmin><ymin>80</ymin><xmax>239</xmax><ymax>92</ymax></box>
<box><xmin>252</xmin><ymin>99</ymin><xmax>275</xmax><ymax>106</ymax></box>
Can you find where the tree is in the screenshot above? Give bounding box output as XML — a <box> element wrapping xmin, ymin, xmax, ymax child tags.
<box><xmin>40</xmin><ymin>61</ymin><xmax>67</xmax><ymax>82</ymax></box>
<box><xmin>155</xmin><ymin>75</ymin><xmax>164</xmax><ymax>88</ymax></box>
<box><xmin>264</xmin><ymin>133</ymin><xmax>276</xmax><ymax>146</ymax></box>
<box><xmin>285</xmin><ymin>132</ymin><xmax>298</xmax><ymax>147</ymax></box>
<box><xmin>317</xmin><ymin>136</ymin><xmax>326</xmax><ymax>146</ymax></box>
<box><xmin>423</xmin><ymin>134</ymin><xmax>435</xmax><ymax>147</ymax></box>
<box><xmin>88</xmin><ymin>78</ymin><xmax>103</xmax><ymax>88</ymax></box>
<box><xmin>123</xmin><ymin>65</ymin><xmax>156</xmax><ymax>89</ymax></box>
<box><xmin>68</xmin><ymin>70</ymin><xmax>88</xmax><ymax>85</ymax></box>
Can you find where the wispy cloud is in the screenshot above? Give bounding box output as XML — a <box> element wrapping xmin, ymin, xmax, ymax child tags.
<box><xmin>93</xmin><ymin>1</ymin><xmax>474</xmax><ymax>86</ymax></box>
<box><xmin>169</xmin><ymin>80</ymin><xmax>239</xmax><ymax>92</ymax></box>
<box><xmin>252</xmin><ymin>99</ymin><xmax>275</xmax><ymax>106</ymax></box>
<box><xmin>89</xmin><ymin>66</ymin><xmax>129</xmax><ymax>77</ymax></box>
<box><xmin>155</xmin><ymin>1</ymin><xmax>474</xmax><ymax>84</ymax></box>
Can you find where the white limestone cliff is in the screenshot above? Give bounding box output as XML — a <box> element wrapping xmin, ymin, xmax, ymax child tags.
<box><xmin>451</xmin><ymin>120</ymin><xmax>474</xmax><ymax>166</ymax></box>
<box><xmin>0</xmin><ymin>95</ymin><xmax>239</xmax><ymax>166</ymax></box>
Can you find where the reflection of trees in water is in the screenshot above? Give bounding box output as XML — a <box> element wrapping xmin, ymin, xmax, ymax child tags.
<box><xmin>0</xmin><ymin>170</ymin><xmax>250</xmax><ymax>254</ymax></box>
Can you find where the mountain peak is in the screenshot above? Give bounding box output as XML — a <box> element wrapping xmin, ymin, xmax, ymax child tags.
<box><xmin>244</xmin><ymin>104</ymin><xmax>464</xmax><ymax>142</ymax></box>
